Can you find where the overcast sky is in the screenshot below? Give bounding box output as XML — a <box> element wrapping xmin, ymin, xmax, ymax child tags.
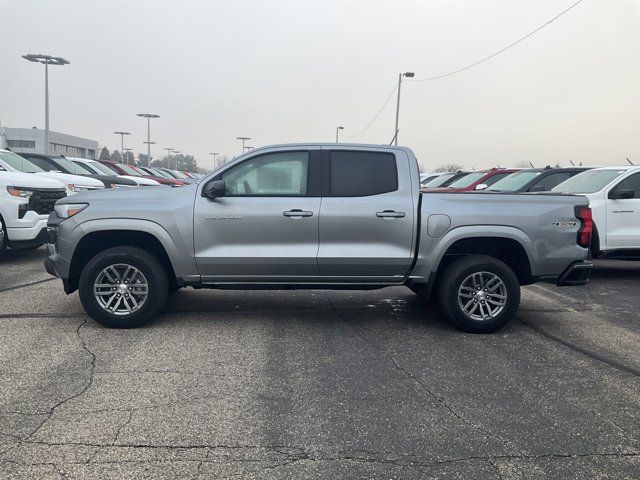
<box><xmin>1</xmin><ymin>0</ymin><xmax>639</xmax><ymax>170</ymax></box>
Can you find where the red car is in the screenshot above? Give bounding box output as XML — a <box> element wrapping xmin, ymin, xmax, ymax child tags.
<box><xmin>425</xmin><ymin>168</ymin><xmax>519</xmax><ymax>192</ymax></box>
<box><xmin>98</xmin><ymin>160</ymin><xmax>185</xmax><ymax>186</ymax></box>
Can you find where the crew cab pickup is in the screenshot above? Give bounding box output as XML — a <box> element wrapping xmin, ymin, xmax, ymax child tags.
<box><xmin>552</xmin><ymin>166</ymin><xmax>640</xmax><ymax>259</ymax></box>
<box><xmin>45</xmin><ymin>144</ymin><xmax>593</xmax><ymax>333</ymax></box>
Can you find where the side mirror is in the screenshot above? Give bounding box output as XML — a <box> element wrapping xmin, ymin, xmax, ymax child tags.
<box><xmin>202</xmin><ymin>180</ymin><xmax>226</xmax><ymax>198</ymax></box>
<box><xmin>474</xmin><ymin>183</ymin><xmax>488</xmax><ymax>191</ymax></box>
<box><xmin>609</xmin><ymin>189</ymin><xmax>635</xmax><ymax>200</ymax></box>
<box><xmin>529</xmin><ymin>185</ymin><xmax>546</xmax><ymax>192</ymax></box>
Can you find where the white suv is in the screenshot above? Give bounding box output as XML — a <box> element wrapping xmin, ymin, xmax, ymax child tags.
<box><xmin>0</xmin><ymin>169</ymin><xmax>67</xmax><ymax>251</ymax></box>
<box><xmin>552</xmin><ymin>166</ymin><xmax>640</xmax><ymax>258</ymax></box>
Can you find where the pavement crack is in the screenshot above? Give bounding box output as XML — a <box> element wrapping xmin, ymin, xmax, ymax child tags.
<box><xmin>23</xmin><ymin>319</ymin><xmax>97</xmax><ymax>442</ymax></box>
<box><xmin>334</xmin><ymin>297</ymin><xmax>521</xmax><ymax>454</ymax></box>
<box><xmin>518</xmin><ymin>317</ymin><xmax>640</xmax><ymax>378</ymax></box>
<box><xmin>0</xmin><ymin>278</ymin><xmax>57</xmax><ymax>294</ymax></box>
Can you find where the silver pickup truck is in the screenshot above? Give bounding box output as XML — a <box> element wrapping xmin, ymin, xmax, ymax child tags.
<box><xmin>45</xmin><ymin>144</ymin><xmax>593</xmax><ymax>333</ymax></box>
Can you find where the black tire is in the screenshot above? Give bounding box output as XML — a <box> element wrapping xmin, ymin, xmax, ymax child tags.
<box><xmin>78</xmin><ymin>246</ymin><xmax>169</xmax><ymax>328</ymax></box>
<box><xmin>437</xmin><ymin>255</ymin><xmax>520</xmax><ymax>333</ymax></box>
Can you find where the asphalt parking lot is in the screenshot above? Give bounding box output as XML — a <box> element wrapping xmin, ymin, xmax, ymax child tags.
<box><xmin>0</xmin><ymin>248</ymin><xmax>638</xmax><ymax>479</ymax></box>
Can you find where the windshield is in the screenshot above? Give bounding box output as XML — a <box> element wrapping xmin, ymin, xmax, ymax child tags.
<box><xmin>70</xmin><ymin>160</ymin><xmax>98</xmax><ymax>174</ymax></box>
<box><xmin>423</xmin><ymin>173</ymin><xmax>454</xmax><ymax>188</ymax></box>
<box><xmin>447</xmin><ymin>172</ymin><xmax>485</xmax><ymax>188</ymax></box>
<box><xmin>150</xmin><ymin>168</ymin><xmax>171</xmax><ymax>178</ymax></box>
<box><xmin>55</xmin><ymin>157</ymin><xmax>93</xmax><ymax>175</ymax></box>
<box><xmin>487</xmin><ymin>171</ymin><xmax>541</xmax><ymax>191</ymax></box>
<box><xmin>168</xmin><ymin>169</ymin><xmax>189</xmax><ymax>179</ymax></box>
<box><xmin>118</xmin><ymin>163</ymin><xmax>143</xmax><ymax>175</ymax></box>
<box><xmin>551</xmin><ymin>169</ymin><xmax>626</xmax><ymax>193</ymax></box>
<box><xmin>90</xmin><ymin>161</ymin><xmax>118</xmax><ymax>175</ymax></box>
<box><xmin>0</xmin><ymin>151</ymin><xmax>45</xmax><ymax>173</ymax></box>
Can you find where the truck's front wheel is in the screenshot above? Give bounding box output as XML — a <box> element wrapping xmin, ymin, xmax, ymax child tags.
<box><xmin>78</xmin><ymin>246</ymin><xmax>169</xmax><ymax>328</ymax></box>
<box><xmin>438</xmin><ymin>255</ymin><xmax>520</xmax><ymax>333</ymax></box>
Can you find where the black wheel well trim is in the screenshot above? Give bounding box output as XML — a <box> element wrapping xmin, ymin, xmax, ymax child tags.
<box><xmin>431</xmin><ymin>237</ymin><xmax>533</xmax><ymax>293</ymax></box>
<box><xmin>67</xmin><ymin>230</ymin><xmax>178</xmax><ymax>293</ymax></box>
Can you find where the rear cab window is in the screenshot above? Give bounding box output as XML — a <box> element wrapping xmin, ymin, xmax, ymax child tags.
<box><xmin>325</xmin><ymin>150</ymin><xmax>398</xmax><ymax>196</ymax></box>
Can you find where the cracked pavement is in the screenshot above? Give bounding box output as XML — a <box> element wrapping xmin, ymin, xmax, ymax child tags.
<box><xmin>0</xmin><ymin>248</ymin><xmax>639</xmax><ymax>479</ymax></box>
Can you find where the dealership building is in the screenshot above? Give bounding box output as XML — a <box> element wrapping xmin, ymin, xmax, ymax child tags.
<box><xmin>0</xmin><ymin>126</ymin><xmax>98</xmax><ymax>159</ymax></box>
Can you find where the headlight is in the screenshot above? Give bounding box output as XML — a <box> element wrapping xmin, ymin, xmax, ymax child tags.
<box><xmin>67</xmin><ymin>184</ymin><xmax>96</xmax><ymax>193</ymax></box>
<box><xmin>54</xmin><ymin>203</ymin><xmax>88</xmax><ymax>219</ymax></box>
<box><xmin>7</xmin><ymin>186</ymin><xmax>34</xmax><ymax>198</ymax></box>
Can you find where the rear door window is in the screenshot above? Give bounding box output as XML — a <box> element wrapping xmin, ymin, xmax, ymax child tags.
<box><xmin>327</xmin><ymin>151</ymin><xmax>397</xmax><ymax>197</ymax></box>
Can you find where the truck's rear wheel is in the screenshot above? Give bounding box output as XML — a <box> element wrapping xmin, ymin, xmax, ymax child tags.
<box><xmin>437</xmin><ymin>255</ymin><xmax>520</xmax><ymax>333</ymax></box>
<box><xmin>78</xmin><ymin>246</ymin><xmax>168</xmax><ymax>328</ymax></box>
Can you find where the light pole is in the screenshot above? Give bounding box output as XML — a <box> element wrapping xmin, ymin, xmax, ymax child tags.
<box><xmin>209</xmin><ymin>152</ymin><xmax>219</xmax><ymax>168</ymax></box>
<box><xmin>335</xmin><ymin>126</ymin><xmax>344</xmax><ymax>143</ymax></box>
<box><xmin>114</xmin><ymin>131</ymin><xmax>130</xmax><ymax>158</ymax></box>
<box><xmin>142</xmin><ymin>141</ymin><xmax>156</xmax><ymax>166</ymax></box>
<box><xmin>394</xmin><ymin>72</ymin><xmax>414</xmax><ymax>146</ymax></box>
<box><xmin>123</xmin><ymin>148</ymin><xmax>133</xmax><ymax>164</ymax></box>
<box><xmin>172</xmin><ymin>151</ymin><xmax>181</xmax><ymax>170</ymax></box>
<box><xmin>236</xmin><ymin>136</ymin><xmax>251</xmax><ymax>155</ymax></box>
<box><xmin>137</xmin><ymin>113</ymin><xmax>160</xmax><ymax>165</ymax></box>
<box><xmin>22</xmin><ymin>54</ymin><xmax>70</xmax><ymax>155</ymax></box>
<box><xmin>164</xmin><ymin>148</ymin><xmax>174</xmax><ymax>168</ymax></box>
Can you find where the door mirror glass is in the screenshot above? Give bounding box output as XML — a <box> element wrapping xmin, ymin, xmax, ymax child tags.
<box><xmin>474</xmin><ymin>183</ymin><xmax>488</xmax><ymax>190</ymax></box>
<box><xmin>609</xmin><ymin>189</ymin><xmax>635</xmax><ymax>200</ymax></box>
<box><xmin>202</xmin><ymin>180</ymin><xmax>226</xmax><ymax>198</ymax></box>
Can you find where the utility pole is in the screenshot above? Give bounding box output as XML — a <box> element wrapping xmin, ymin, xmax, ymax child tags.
<box><xmin>335</xmin><ymin>126</ymin><xmax>344</xmax><ymax>143</ymax></box>
<box><xmin>394</xmin><ymin>72</ymin><xmax>414</xmax><ymax>146</ymax></box>
<box><xmin>114</xmin><ymin>131</ymin><xmax>130</xmax><ymax>158</ymax></box>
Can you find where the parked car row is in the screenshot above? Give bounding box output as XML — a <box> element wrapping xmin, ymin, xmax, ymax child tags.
<box><xmin>421</xmin><ymin>165</ymin><xmax>640</xmax><ymax>259</ymax></box>
<box><xmin>0</xmin><ymin>148</ymin><xmax>201</xmax><ymax>252</ymax></box>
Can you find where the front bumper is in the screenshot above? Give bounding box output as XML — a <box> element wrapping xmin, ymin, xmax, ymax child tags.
<box><xmin>556</xmin><ymin>260</ymin><xmax>593</xmax><ymax>286</ymax></box>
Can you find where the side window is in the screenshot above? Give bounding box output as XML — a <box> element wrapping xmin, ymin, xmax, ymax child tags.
<box><xmin>482</xmin><ymin>173</ymin><xmax>511</xmax><ymax>187</ymax></box>
<box><xmin>222</xmin><ymin>151</ymin><xmax>309</xmax><ymax>196</ymax></box>
<box><xmin>530</xmin><ymin>172</ymin><xmax>571</xmax><ymax>191</ymax></box>
<box><xmin>329</xmin><ymin>151</ymin><xmax>397</xmax><ymax>196</ymax></box>
<box><xmin>613</xmin><ymin>173</ymin><xmax>640</xmax><ymax>198</ymax></box>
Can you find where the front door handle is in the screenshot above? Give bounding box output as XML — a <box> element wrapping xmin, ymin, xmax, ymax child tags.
<box><xmin>376</xmin><ymin>210</ymin><xmax>406</xmax><ymax>218</ymax></box>
<box><xmin>283</xmin><ymin>209</ymin><xmax>313</xmax><ymax>217</ymax></box>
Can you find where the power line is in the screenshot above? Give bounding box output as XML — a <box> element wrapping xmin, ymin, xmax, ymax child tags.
<box><xmin>411</xmin><ymin>0</ymin><xmax>585</xmax><ymax>82</ymax></box>
<box><xmin>346</xmin><ymin>82</ymin><xmax>398</xmax><ymax>138</ymax></box>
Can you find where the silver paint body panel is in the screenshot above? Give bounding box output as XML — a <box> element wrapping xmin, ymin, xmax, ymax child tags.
<box><xmin>49</xmin><ymin>143</ymin><xmax>590</xmax><ymax>288</ymax></box>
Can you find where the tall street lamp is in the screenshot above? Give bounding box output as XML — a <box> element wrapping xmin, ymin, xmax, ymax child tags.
<box><xmin>22</xmin><ymin>54</ymin><xmax>70</xmax><ymax>155</ymax></box>
<box><xmin>164</xmin><ymin>148</ymin><xmax>174</xmax><ymax>168</ymax></box>
<box><xmin>236</xmin><ymin>136</ymin><xmax>251</xmax><ymax>155</ymax></box>
<box><xmin>394</xmin><ymin>72</ymin><xmax>414</xmax><ymax>146</ymax></box>
<box><xmin>123</xmin><ymin>148</ymin><xmax>133</xmax><ymax>164</ymax></box>
<box><xmin>137</xmin><ymin>113</ymin><xmax>160</xmax><ymax>164</ymax></box>
<box><xmin>114</xmin><ymin>131</ymin><xmax>130</xmax><ymax>157</ymax></box>
<box><xmin>172</xmin><ymin>151</ymin><xmax>181</xmax><ymax>170</ymax></box>
<box><xmin>142</xmin><ymin>141</ymin><xmax>156</xmax><ymax>166</ymax></box>
<box><xmin>335</xmin><ymin>126</ymin><xmax>344</xmax><ymax>143</ymax></box>
<box><xmin>209</xmin><ymin>152</ymin><xmax>220</xmax><ymax>168</ymax></box>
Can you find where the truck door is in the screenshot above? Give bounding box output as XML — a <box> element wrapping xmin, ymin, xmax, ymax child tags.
<box><xmin>317</xmin><ymin>148</ymin><xmax>416</xmax><ymax>281</ymax></box>
<box><xmin>606</xmin><ymin>172</ymin><xmax>640</xmax><ymax>249</ymax></box>
<box><xmin>193</xmin><ymin>149</ymin><xmax>322</xmax><ymax>281</ymax></box>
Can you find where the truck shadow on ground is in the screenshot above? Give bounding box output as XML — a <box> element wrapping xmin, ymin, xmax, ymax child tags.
<box><xmin>0</xmin><ymin>247</ymin><xmax>46</xmax><ymax>264</ymax></box>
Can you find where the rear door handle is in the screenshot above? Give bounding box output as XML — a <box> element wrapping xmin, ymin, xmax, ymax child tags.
<box><xmin>376</xmin><ymin>210</ymin><xmax>406</xmax><ymax>218</ymax></box>
<box><xmin>283</xmin><ymin>209</ymin><xmax>313</xmax><ymax>217</ymax></box>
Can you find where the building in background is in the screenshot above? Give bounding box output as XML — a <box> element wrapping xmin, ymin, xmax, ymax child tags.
<box><xmin>0</xmin><ymin>126</ymin><xmax>98</xmax><ymax>159</ymax></box>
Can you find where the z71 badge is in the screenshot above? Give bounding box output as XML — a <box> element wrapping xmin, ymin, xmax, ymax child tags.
<box><xmin>552</xmin><ymin>220</ymin><xmax>579</xmax><ymax>228</ymax></box>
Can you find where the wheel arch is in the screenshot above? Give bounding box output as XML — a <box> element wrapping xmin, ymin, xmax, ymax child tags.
<box><xmin>67</xmin><ymin>227</ymin><xmax>178</xmax><ymax>293</ymax></box>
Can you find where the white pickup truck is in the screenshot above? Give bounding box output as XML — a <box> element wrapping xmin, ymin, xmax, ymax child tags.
<box><xmin>552</xmin><ymin>166</ymin><xmax>640</xmax><ymax>258</ymax></box>
<box><xmin>0</xmin><ymin>170</ymin><xmax>67</xmax><ymax>251</ymax></box>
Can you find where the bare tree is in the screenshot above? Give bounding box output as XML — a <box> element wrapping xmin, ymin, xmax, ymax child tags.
<box><xmin>434</xmin><ymin>163</ymin><xmax>464</xmax><ymax>173</ymax></box>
